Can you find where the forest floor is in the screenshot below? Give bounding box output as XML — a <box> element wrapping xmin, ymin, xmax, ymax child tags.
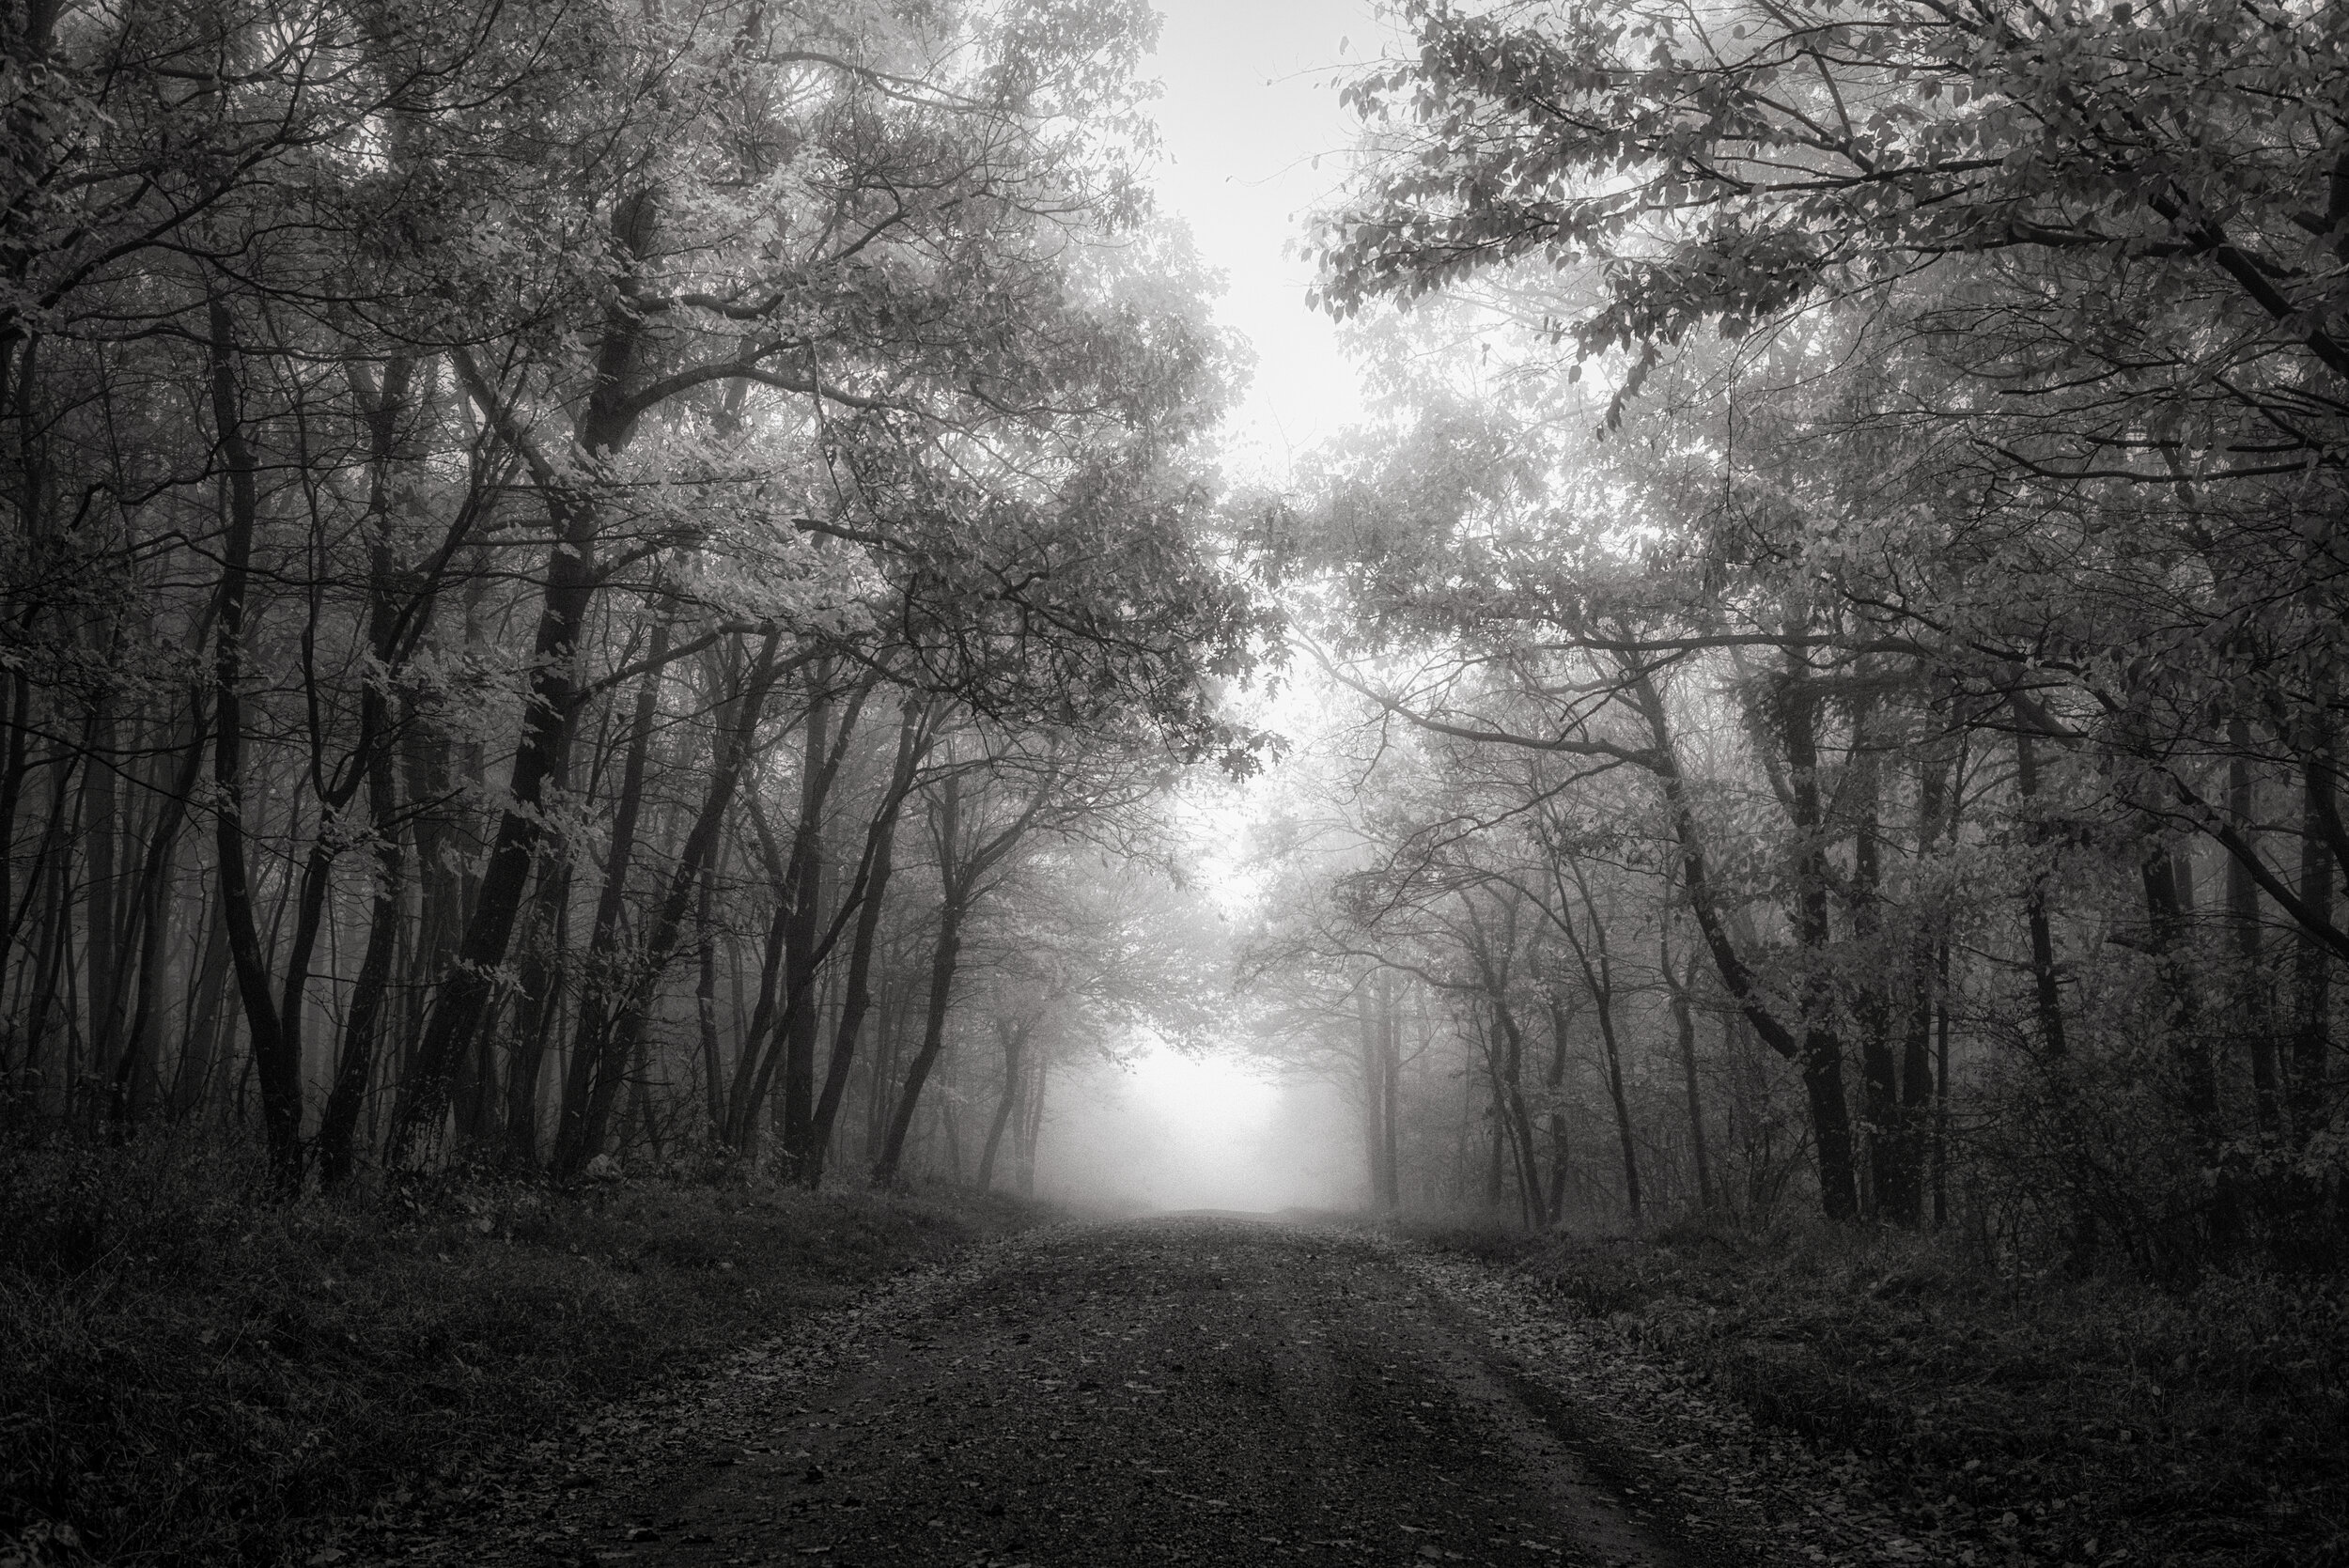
<box><xmin>1408</xmin><ymin>1217</ymin><xmax>2347</xmax><ymax>1568</ymax></box>
<box><xmin>314</xmin><ymin>1213</ymin><xmax>2341</xmax><ymax>1568</ymax></box>
<box><xmin>0</xmin><ymin>1137</ymin><xmax>1033</xmax><ymax>1568</ymax></box>
<box><xmin>9</xmin><ymin>1172</ymin><xmax>2341</xmax><ymax>1568</ymax></box>
<box><xmin>347</xmin><ymin>1215</ymin><xmax>1696</xmax><ymax>1568</ymax></box>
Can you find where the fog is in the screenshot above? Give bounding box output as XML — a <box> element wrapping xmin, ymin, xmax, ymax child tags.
<box><xmin>1034</xmin><ymin>1043</ymin><xmax>1359</xmax><ymax>1216</ymax></box>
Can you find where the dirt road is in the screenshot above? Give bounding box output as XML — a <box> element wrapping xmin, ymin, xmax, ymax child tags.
<box><xmin>527</xmin><ymin>1218</ymin><xmax>1686</xmax><ymax>1568</ymax></box>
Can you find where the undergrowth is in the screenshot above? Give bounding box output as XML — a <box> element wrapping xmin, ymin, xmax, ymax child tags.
<box><xmin>1408</xmin><ymin>1213</ymin><xmax>2349</xmax><ymax>1568</ymax></box>
<box><xmin>0</xmin><ymin>1130</ymin><xmax>1033</xmax><ymax>1567</ymax></box>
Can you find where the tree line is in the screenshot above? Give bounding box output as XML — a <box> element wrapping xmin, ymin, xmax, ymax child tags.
<box><xmin>1240</xmin><ymin>0</ymin><xmax>2346</xmax><ymax>1279</ymax></box>
<box><xmin>0</xmin><ymin>0</ymin><xmax>1253</xmax><ymax>1191</ymax></box>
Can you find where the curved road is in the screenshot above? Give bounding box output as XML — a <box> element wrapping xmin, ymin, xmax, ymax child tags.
<box><xmin>579</xmin><ymin>1219</ymin><xmax>1683</xmax><ymax>1568</ymax></box>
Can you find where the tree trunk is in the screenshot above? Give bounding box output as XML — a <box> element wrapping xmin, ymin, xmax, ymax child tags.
<box><xmin>207</xmin><ymin>296</ymin><xmax>303</xmax><ymax>1191</ymax></box>
<box><xmin>1899</xmin><ymin>741</ymin><xmax>1955</xmax><ymax>1230</ymax></box>
<box><xmin>107</xmin><ymin>708</ymin><xmax>206</xmax><ymax>1130</ymax></box>
<box><xmin>1628</xmin><ymin>667</ymin><xmax>1858</xmax><ymax>1220</ymax></box>
<box><xmin>804</xmin><ymin>704</ymin><xmax>928</xmax><ymax>1186</ymax></box>
<box><xmin>874</xmin><ymin>906</ymin><xmax>966</xmax><ymax>1186</ymax></box>
<box><xmin>1544</xmin><ymin>991</ymin><xmax>1573</xmax><ymax>1224</ymax></box>
<box><xmin>2013</xmin><ymin>718</ymin><xmax>2070</xmax><ymax>1061</ymax></box>
<box><xmin>1850</xmin><ymin>726</ymin><xmax>1905</xmax><ymax>1223</ymax></box>
<box><xmin>551</xmin><ymin>616</ymin><xmax>674</xmax><ymax>1169</ymax></box>
<box><xmin>2226</xmin><ymin>726</ymin><xmax>2279</xmax><ymax>1137</ymax></box>
<box><xmin>558</xmin><ymin>633</ymin><xmax>786</xmax><ymax>1177</ymax></box>
<box><xmin>1775</xmin><ymin>646</ymin><xmax>1859</xmax><ymax>1223</ymax></box>
<box><xmin>1662</xmin><ymin>939</ymin><xmax>1714</xmax><ymax>1212</ymax></box>
<box><xmin>1016</xmin><ymin>1048</ymin><xmax>1049</xmax><ymax>1197</ymax></box>
<box><xmin>2292</xmin><ymin>746</ymin><xmax>2336</xmax><ymax>1144</ymax></box>
<box><xmin>696</xmin><ymin>855</ymin><xmax>726</xmax><ymax>1137</ymax></box>
<box><xmin>1357</xmin><ymin>977</ymin><xmax>1388</xmax><ymax>1210</ymax></box>
<box><xmin>385</xmin><ymin>204</ymin><xmax>665</xmax><ymax>1165</ymax></box>
<box><xmin>975</xmin><ymin>1016</ymin><xmax>1026</xmax><ymax>1191</ymax></box>
<box><xmin>778</xmin><ymin>674</ymin><xmax>836</xmax><ymax>1178</ymax></box>
<box><xmin>170</xmin><ymin>892</ymin><xmax>232</xmax><ymax>1122</ymax></box>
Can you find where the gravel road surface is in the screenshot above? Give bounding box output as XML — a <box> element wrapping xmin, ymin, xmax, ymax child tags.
<box><xmin>557</xmin><ymin>1217</ymin><xmax>1683</xmax><ymax>1568</ymax></box>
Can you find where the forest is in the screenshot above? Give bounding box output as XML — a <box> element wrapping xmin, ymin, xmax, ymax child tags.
<box><xmin>2</xmin><ymin>0</ymin><xmax>2346</xmax><ymax>1559</ymax></box>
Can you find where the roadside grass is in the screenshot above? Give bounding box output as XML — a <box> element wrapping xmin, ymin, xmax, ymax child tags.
<box><xmin>1407</xmin><ymin>1213</ymin><xmax>2349</xmax><ymax>1568</ymax></box>
<box><xmin>0</xmin><ymin>1130</ymin><xmax>1034</xmax><ymax>1567</ymax></box>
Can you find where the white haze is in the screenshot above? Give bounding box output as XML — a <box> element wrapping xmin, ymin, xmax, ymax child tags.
<box><xmin>1145</xmin><ymin>0</ymin><xmax>1392</xmax><ymax>479</ymax></box>
<box><xmin>1035</xmin><ymin>1043</ymin><xmax>1360</xmax><ymax>1214</ymax></box>
<box><xmin>1003</xmin><ymin>3</ymin><xmax>1389</xmax><ymax>1212</ymax></box>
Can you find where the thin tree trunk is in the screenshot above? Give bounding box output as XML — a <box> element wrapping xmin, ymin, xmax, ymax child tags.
<box><xmin>170</xmin><ymin>891</ymin><xmax>232</xmax><ymax>1122</ymax></box>
<box><xmin>874</xmin><ymin>884</ymin><xmax>966</xmax><ymax>1184</ymax></box>
<box><xmin>1900</xmin><ymin>741</ymin><xmax>1955</xmax><ymax>1229</ymax></box>
<box><xmin>1776</xmin><ymin>645</ymin><xmax>1859</xmax><ymax>1222</ymax></box>
<box><xmin>552</xmin><ymin>616</ymin><xmax>674</xmax><ymax>1167</ymax></box>
<box><xmin>1628</xmin><ymin>666</ymin><xmax>1857</xmax><ymax>1220</ymax></box>
<box><xmin>975</xmin><ymin>1016</ymin><xmax>1026</xmax><ymax>1192</ymax></box>
<box><xmin>108</xmin><ymin>709</ymin><xmax>206</xmax><ymax>1129</ymax></box>
<box><xmin>317</xmin><ymin>723</ymin><xmax>402</xmax><ymax>1187</ymax></box>
<box><xmin>1663</xmin><ymin>939</ymin><xmax>1714</xmax><ymax>1212</ymax></box>
<box><xmin>2292</xmin><ymin>745</ymin><xmax>2336</xmax><ymax>1143</ymax></box>
<box><xmin>84</xmin><ymin>698</ymin><xmax>120</xmax><ymax>1065</ymax></box>
<box><xmin>696</xmin><ymin>854</ymin><xmax>725</xmax><ymax>1136</ymax></box>
<box><xmin>1851</xmin><ymin>725</ymin><xmax>1904</xmax><ymax>1222</ymax></box>
<box><xmin>804</xmin><ymin>703</ymin><xmax>926</xmax><ymax>1187</ymax></box>
<box><xmin>1544</xmin><ymin>991</ymin><xmax>1573</xmax><ymax>1224</ymax></box>
<box><xmin>2226</xmin><ymin>725</ymin><xmax>2279</xmax><ymax>1137</ymax></box>
<box><xmin>559</xmin><ymin>633</ymin><xmax>786</xmax><ymax>1176</ymax></box>
<box><xmin>207</xmin><ymin>297</ymin><xmax>302</xmax><ymax>1191</ymax></box>
<box><xmin>1358</xmin><ymin>977</ymin><xmax>1387</xmax><ymax>1209</ymax></box>
<box><xmin>2013</xmin><ymin>718</ymin><xmax>2069</xmax><ymax>1061</ymax></box>
<box><xmin>1016</xmin><ymin>1048</ymin><xmax>1049</xmax><ymax>1197</ymax></box>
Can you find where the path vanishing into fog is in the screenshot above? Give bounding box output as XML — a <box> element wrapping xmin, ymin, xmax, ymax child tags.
<box><xmin>400</xmin><ymin>1219</ymin><xmax>1694</xmax><ymax>1568</ymax></box>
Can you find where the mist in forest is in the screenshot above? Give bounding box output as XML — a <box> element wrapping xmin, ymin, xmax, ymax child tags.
<box><xmin>1033</xmin><ymin>1046</ymin><xmax>1358</xmax><ymax>1216</ymax></box>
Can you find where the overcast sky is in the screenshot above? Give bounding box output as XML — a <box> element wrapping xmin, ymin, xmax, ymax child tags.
<box><xmin>1143</xmin><ymin>0</ymin><xmax>1395</xmax><ymax>480</ymax></box>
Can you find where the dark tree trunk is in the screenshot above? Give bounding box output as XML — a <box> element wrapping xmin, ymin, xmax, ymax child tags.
<box><xmin>2226</xmin><ymin>727</ymin><xmax>2279</xmax><ymax>1137</ymax></box>
<box><xmin>558</xmin><ymin>633</ymin><xmax>786</xmax><ymax>1177</ymax></box>
<box><xmin>1628</xmin><ymin>668</ymin><xmax>1858</xmax><ymax>1221</ymax></box>
<box><xmin>170</xmin><ymin>891</ymin><xmax>233</xmax><ymax>1122</ymax></box>
<box><xmin>108</xmin><ymin>711</ymin><xmax>206</xmax><ymax>1131</ymax></box>
<box><xmin>874</xmin><ymin>789</ymin><xmax>969</xmax><ymax>1187</ymax></box>
<box><xmin>696</xmin><ymin>855</ymin><xmax>725</xmax><ymax>1136</ymax></box>
<box><xmin>1544</xmin><ymin>991</ymin><xmax>1573</xmax><ymax>1224</ymax></box>
<box><xmin>552</xmin><ymin>614</ymin><xmax>674</xmax><ymax>1170</ymax></box>
<box><xmin>388</xmin><ymin>505</ymin><xmax>597</xmax><ymax>1167</ymax></box>
<box><xmin>1899</xmin><ymin>742</ymin><xmax>1955</xmax><ymax>1230</ymax></box>
<box><xmin>804</xmin><ymin>703</ymin><xmax>927</xmax><ymax>1188</ymax></box>
<box><xmin>1851</xmin><ymin>731</ymin><xmax>1906</xmax><ymax>1223</ymax></box>
<box><xmin>2292</xmin><ymin>746</ymin><xmax>2337</xmax><ymax>1143</ymax></box>
<box><xmin>206</xmin><ymin>297</ymin><xmax>303</xmax><ymax>1191</ymax></box>
<box><xmin>1016</xmin><ymin>1048</ymin><xmax>1048</xmax><ymax>1197</ymax></box>
<box><xmin>2013</xmin><ymin>719</ymin><xmax>2070</xmax><ymax>1062</ymax></box>
<box><xmin>1775</xmin><ymin>647</ymin><xmax>1859</xmax><ymax>1223</ymax></box>
<box><xmin>975</xmin><ymin>1016</ymin><xmax>1026</xmax><ymax>1192</ymax></box>
<box><xmin>1663</xmin><ymin>939</ymin><xmax>1714</xmax><ymax>1212</ymax></box>
<box><xmin>388</xmin><ymin>189</ymin><xmax>661</xmax><ymax>1165</ymax></box>
<box><xmin>83</xmin><ymin>699</ymin><xmax>120</xmax><ymax>1068</ymax></box>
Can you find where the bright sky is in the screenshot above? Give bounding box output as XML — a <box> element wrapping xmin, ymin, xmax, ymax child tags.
<box><xmin>1145</xmin><ymin>0</ymin><xmax>1393</xmax><ymax>480</ymax></box>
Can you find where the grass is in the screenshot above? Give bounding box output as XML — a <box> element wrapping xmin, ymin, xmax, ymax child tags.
<box><xmin>0</xmin><ymin>1131</ymin><xmax>1035</xmax><ymax>1567</ymax></box>
<box><xmin>1408</xmin><ymin>1213</ymin><xmax>2349</xmax><ymax>1568</ymax></box>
